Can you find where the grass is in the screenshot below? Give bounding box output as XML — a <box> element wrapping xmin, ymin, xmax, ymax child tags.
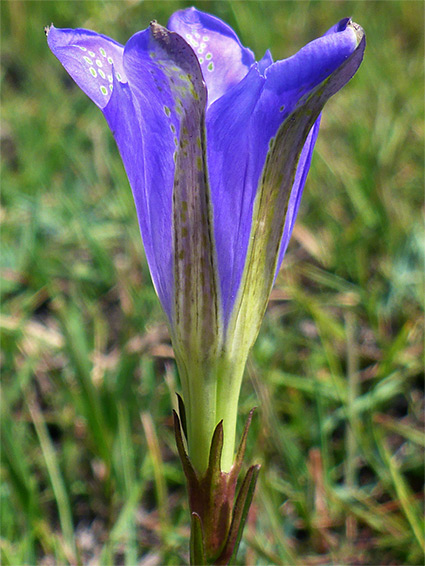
<box><xmin>1</xmin><ymin>0</ymin><xmax>424</xmax><ymax>564</ymax></box>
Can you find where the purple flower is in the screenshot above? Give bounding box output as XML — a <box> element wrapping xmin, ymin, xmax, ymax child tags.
<box><xmin>47</xmin><ymin>8</ymin><xmax>365</xmax><ymax>472</ymax></box>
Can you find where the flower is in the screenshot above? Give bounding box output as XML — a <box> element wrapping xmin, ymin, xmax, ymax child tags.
<box><xmin>46</xmin><ymin>8</ymin><xmax>365</xmax><ymax>473</ymax></box>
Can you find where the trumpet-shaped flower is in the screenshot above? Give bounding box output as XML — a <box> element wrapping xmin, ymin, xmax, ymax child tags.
<box><xmin>47</xmin><ymin>8</ymin><xmax>365</xmax><ymax>474</ymax></box>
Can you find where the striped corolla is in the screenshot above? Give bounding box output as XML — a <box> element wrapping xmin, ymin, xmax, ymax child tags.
<box><xmin>47</xmin><ymin>8</ymin><xmax>365</xmax><ymax>473</ymax></box>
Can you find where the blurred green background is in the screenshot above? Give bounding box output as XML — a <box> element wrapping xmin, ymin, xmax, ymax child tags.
<box><xmin>1</xmin><ymin>1</ymin><xmax>423</xmax><ymax>565</ymax></box>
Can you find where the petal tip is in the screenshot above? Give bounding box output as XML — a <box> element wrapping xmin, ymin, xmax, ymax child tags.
<box><xmin>349</xmin><ymin>20</ymin><xmax>366</xmax><ymax>47</ymax></box>
<box><xmin>336</xmin><ymin>17</ymin><xmax>351</xmax><ymax>31</ymax></box>
<box><xmin>44</xmin><ymin>23</ymin><xmax>53</xmax><ymax>37</ymax></box>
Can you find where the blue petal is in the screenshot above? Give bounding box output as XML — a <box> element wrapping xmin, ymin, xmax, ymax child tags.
<box><xmin>102</xmin><ymin>72</ymin><xmax>175</xmax><ymax>311</ymax></box>
<box><xmin>48</xmin><ymin>22</ymin><xmax>219</xmax><ymax>333</ymax></box>
<box><xmin>207</xmin><ymin>18</ymin><xmax>364</xmax><ymax>329</ymax></box>
<box><xmin>224</xmin><ymin>19</ymin><xmax>365</xmax><ymax>351</ymax></box>
<box><xmin>206</xmin><ymin>66</ymin><xmax>265</xmax><ymax>323</ymax></box>
<box><xmin>47</xmin><ymin>15</ymin><xmax>364</xmax><ymax>345</ymax></box>
<box><xmin>246</xmin><ymin>19</ymin><xmax>362</xmax><ymax>274</ymax></box>
<box><xmin>46</xmin><ymin>25</ymin><xmax>126</xmax><ymax>108</ymax></box>
<box><xmin>251</xmin><ymin>19</ymin><xmax>359</xmax><ymax>181</ymax></box>
<box><xmin>273</xmin><ymin>117</ymin><xmax>321</xmax><ymax>280</ymax></box>
<box><xmin>168</xmin><ymin>7</ymin><xmax>255</xmax><ymax>106</ymax></box>
<box><xmin>258</xmin><ymin>49</ymin><xmax>273</xmax><ymax>75</ymax></box>
<box><xmin>119</xmin><ymin>24</ymin><xmax>220</xmax><ymax>352</ymax></box>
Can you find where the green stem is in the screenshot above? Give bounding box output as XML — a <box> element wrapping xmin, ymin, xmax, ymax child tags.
<box><xmin>177</xmin><ymin>352</ymin><xmax>247</xmax><ymax>474</ymax></box>
<box><xmin>186</xmin><ymin>361</ymin><xmax>217</xmax><ymax>474</ymax></box>
<box><xmin>215</xmin><ymin>356</ymin><xmax>246</xmax><ymax>472</ymax></box>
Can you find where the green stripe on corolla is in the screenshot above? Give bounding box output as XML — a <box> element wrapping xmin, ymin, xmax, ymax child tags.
<box><xmin>150</xmin><ymin>22</ymin><xmax>223</xmax><ymax>473</ymax></box>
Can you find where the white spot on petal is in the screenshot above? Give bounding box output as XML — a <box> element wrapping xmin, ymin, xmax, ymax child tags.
<box><xmin>83</xmin><ymin>56</ymin><xmax>93</xmax><ymax>65</ymax></box>
<box><xmin>95</xmin><ymin>59</ymin><xmax>103</xmax><ymax>67</ymax></box>
<box><xmin>89</xmin><ymin>67</ymin><xmax>97</xmax><ymax>77</ymax></box>
<box><xmin>78</xmin><ymin>45</ymin><xmax>87</xmax><ymax>51</ymax></box>
<box><xmin>100</xmin><ymin>48</ymin><xmax>106</xmax><ymax>57</ymax></box>
<box><xmin>88</xmin><ymin>51</ymin><xmax>95</xmax><ymax>57</ymax></box>
<box><xmin>108</xmin><ymin>56</ymin><xmax>113</xmax><ymax>64</ymax></box>
<box><xmin>99</xmin><ymin>69</ymin><xmax>105</xmax><ymax>78</ymax></box>
<box><xmin>100</xmin><ymin>85</ymin><xmax>108</xmax><ymax>95</ymax></box>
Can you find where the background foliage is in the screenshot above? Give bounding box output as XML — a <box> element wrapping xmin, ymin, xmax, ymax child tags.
<box><xmin>1</xmin><ymin>1</ymin><xmax>424</xmax><ymax>564</ymax></box>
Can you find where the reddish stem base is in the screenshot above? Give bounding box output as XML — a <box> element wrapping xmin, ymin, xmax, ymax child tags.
<box><xmin>174</xmin><ymin>407</ymin><xmax>260</xmax><ymax>565</ymax></box>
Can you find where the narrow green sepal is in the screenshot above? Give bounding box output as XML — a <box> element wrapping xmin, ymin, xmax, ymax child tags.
<box><xmin>217</xmin><ymin>464</ymin><xmax>261</xmax><ymax>565</ymax></box>
<box><xmin>174</xmin><ymin>408</ymin><xmax>259</xmax><ymax>565</ymax></box>
<box><xmin>173</xmin><ymin>410</ymin><xmax>198</xmax><ymax>487</ymax></box>
<box><xmin>231</xmin><ymin>407</ymin><xmax>256</xmax><ymax>481</ymax></box>
<box><xmin>206</xmin><ymin>419</ymin><xmax>224</xmax><ymax>481</ymax></box>
<box><xmin>176</xmin><ymin>393</ymin><xmax>188</xmax><ymax>441</ymax></box>
<box><xmin>190</xmin><ymin>512</ymin><xmax>206</xmax><ymax>566</ymax></box>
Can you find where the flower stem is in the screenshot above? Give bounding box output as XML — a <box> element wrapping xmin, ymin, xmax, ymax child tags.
<box><xmin>177</xmin><ymin>352</ymin><xmax>247</xmax><ymax>474</ymax></box>
<box><xmin>215</xmin><ymin>357</ymin><xmax>246</xmax><ymax>472</ymax></box>
<box><xmin>186</xmin><ymin>362</ymin><xmax>217</xmax><ymax>473</ymax></box>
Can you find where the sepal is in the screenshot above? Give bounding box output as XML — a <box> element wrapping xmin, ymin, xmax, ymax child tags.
<box><xmin>217</xmin><ymin>464</ymin><xmax>260</xmax><ymax>565</ymax></box>
<box><xmin>173</xmin><ymin>407</ymin><xmax>259</xmax><ymax>565</ymax></box>
<box><xmin>173</xmin><ymin>409</ymin><xmax>198</xmax><ymax>488</ymax></box>
<box><xmin>176</xmin><ymin>393</ymin><xmax>188</xmax><ymax>441</ymax></box>
<box><xmin>190</xmin><ymin>512</ymin><xmax>206</xmax><ymax>566</ymax></box>
<box><xmin>231</xmin><ymin>407</ymin><xmax>256</xmax><ymax>478</ymax></box>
